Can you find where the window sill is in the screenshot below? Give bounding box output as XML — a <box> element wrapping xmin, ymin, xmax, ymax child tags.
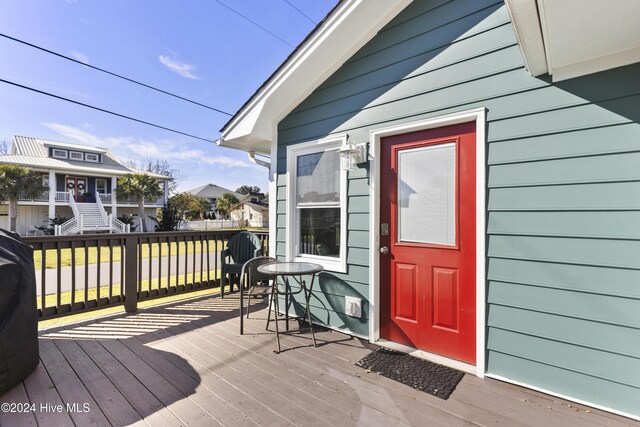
<box><xmin>293</xmin><ymin>255</ymin><xmax>346</xmax><ymax>274</ymax></box>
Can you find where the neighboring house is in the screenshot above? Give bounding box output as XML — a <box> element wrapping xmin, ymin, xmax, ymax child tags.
<box><xmin>230</xmin><ymin>193</ymin><xmax>269</xmax><ymax>227</ymax></box>
<box><xmin>218</xmin><ymin>0</ymin><xmax>640</xmax><ymax>420</ymax></box>
<box><xmin>0</xmin><ymin>136</ymin><xmax>169</xmax><ymax>235</ymax></box>
<box><xmin>186</xmin><ymin>183</ymin><xmax>243</xmax><ymax>216</ymax></box>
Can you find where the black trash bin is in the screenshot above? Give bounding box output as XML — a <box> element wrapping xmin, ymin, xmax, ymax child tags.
<box><xmin>0</xmin><ymin>229</ymin><xmax>39</xmax><ymax>395</ymax></box>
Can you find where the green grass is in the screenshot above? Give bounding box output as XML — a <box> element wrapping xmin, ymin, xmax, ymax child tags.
<box><xmin>33</xmin><ymin>240</ymin><xmax>226</xmax><ymax>270</ymax></box>
<box><xmin>38</xmin><ymin>268</ymin><xmax>232</xmax><ymax>328</ymax></box>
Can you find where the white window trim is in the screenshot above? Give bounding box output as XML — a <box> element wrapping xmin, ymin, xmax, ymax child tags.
<box><xmin>95</xmin><ymin>178</ymin><xmax>107</xmax><ymax>194</ymax></box>
<box><xmin>85</xmin><ymin>153</ymin><xmax>100</xmax><ymax>163</ymax></box>
<box><xmin>286</xmin><ymin>135</ymin><xmax>348</xmax><ymax>273</ymax></box>
<box><xmin>52</xmin><ymin>149</ymin><xmax>68</xmax><ymax>159</ymax></box>
<box><xmin>69</xmin><ymin>151</ymin><xmax>84</xmax><ymax>160</ymax></box>
<box><xmin>368</xmin><ymin>107</ymin><xmax>487</xmax><ymax>378</ymax></box>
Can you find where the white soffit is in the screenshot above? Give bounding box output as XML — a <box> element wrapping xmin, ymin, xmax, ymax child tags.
<box><xmin>508</xmin><ymin>0</ymin><xmax>640</xmax><ymax>82</ymax></box>
<box><xmin>218</xmin><ymin>0</ymin><xmax>412</xmax><ymax>155</ymax></box>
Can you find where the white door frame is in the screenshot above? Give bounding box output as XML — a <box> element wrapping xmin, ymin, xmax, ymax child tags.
<box><xmin>368</xmin><ymin>107</ymin><xmax>487</xmax><ymax>377</ymax></box>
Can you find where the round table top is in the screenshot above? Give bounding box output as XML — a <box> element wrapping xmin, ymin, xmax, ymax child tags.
<box><xmin>257</xmin><ymin>262</ymin><xmax>324</xmax><ymax>276</ymax></box>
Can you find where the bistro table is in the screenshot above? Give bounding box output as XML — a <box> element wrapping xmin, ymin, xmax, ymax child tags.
<box><xmin>257</xmin><ymin>261</ymin><xmax>323</xmax><ymax>353</ymax></box>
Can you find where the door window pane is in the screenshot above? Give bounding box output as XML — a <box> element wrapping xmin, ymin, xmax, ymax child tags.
<box><xmin>299</xmin><ymin>208</ymin><xmax>340</xmax><ymax>257</ymax></box>
<box><xmin>397</xmin><ymin>143</ymin><xmax>456</xmax><ymax>245</ymax></box>
<box><xmin>296</xmin><ymin>150</ymin><xmax>340</xmax><ymax>205</ymax></box>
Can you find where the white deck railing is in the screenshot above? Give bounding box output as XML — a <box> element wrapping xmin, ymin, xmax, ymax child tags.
<box><xmin>18</xmin><ymin>191</ymin><xmax>49</xmax><ymax>202</ymax></box>
<box><xmin>55</xmin><ymin>191</ymin><xmax>70</xmax><ymax>203</ymax></box>
<box><xmin>55</xmin><ymin>218</ymin><xmax>78</xmax><ymax>236</ymax></box>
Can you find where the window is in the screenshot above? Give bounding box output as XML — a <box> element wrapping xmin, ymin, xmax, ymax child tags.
<box><xmin>85</xmin><ymin>153</ymin><xmax>100</xmax><ymax>163</ymax></box>
<box><xmin>287</xmin><ymin>136</ymin><xmax>347</xmax><ymax>272</ymax></box>
<box><xmin>96</xmin><ymin>178</ymin><xmax>107</xmax><ymax>194</ymax></box>
<box><xmin>42</xmin><ymin>174</ymin><xmax>49</xmax><ymax>187</ymax></box>
<box><xmin>69</xmin><ymin>151</ymin><xmax>84</xmax><ymax>161</ymax></box>
<box><xmin>52</xmin><ymin>149</ymin><xmax>68</xmax><ymax>159</ymax></box>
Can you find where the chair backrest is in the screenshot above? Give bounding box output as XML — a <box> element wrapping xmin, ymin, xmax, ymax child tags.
<box><xmin>240</xmin><ymin>256</ymin><xmax>278</xmax><ymax>288</ymax></box>
<box><xmin>227</xmin><ymin>231</ymin><xmax>263</xmax><ymax>264</ymax></box>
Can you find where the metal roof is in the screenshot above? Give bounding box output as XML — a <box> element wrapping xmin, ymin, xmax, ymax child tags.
<box><xmin>187</xmin><ymin>183</ymin><xmax>243</xmax><ymax>199</ymax></box>
<box><xmin>0</xmin><ymin>136</ymin><xmax>167</xmax><ymax>179</ymax></box>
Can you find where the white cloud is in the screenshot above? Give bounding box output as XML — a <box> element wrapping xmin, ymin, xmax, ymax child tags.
<box><xmin>201</xmin><ymin>155</ymin><xmax>252</xmax><ymax>168</ymax></box>
<box><xmin>70</xmin><ymin>51</ymin><xmax>89</xmax><ymax>64</ymax></box>
<box><xmin>42</xmin><ymin>123</ymin><xmax>126</xmax><ymax>148</ymax></box>
<box><xmin>127</xmin><ymin>141</ymin><xmax>164</xmax><ymax>157</ymax></box>
<box><xmin>158</xmin><ymin>55</ymin><xmax>199</xmax><ymax>79</ymax></box>
<box><xmin>43</xmin><ymin>123</ymin><xmax>255</xmax><ymax>170</ymax></box>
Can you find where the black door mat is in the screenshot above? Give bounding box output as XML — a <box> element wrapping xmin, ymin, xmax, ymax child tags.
<box><xmin>355</xmin><ymin>348</ymin><xmax>464</xmax><ymax>400</ymax></box>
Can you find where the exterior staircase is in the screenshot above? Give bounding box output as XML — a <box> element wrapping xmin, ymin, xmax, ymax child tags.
<box><xmin>54</xmin><ymin>192</ymin><xmax>131</xmax><ymax>235</ymax></box>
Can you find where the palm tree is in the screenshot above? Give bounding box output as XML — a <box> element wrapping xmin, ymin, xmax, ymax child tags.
<box><xmin>0</xmin><ymin>165</ymin><xmax>48</xmax><ymax>232</ymax></box>
<box><xmin>215</xmin><ymin>193</ymin><xmax>239</xmax><ymax>220</ymax></box>
<box><xmin>116</xmin><ymin>173</ymin><xmax>163</xmax><ymax>232</ymax></box>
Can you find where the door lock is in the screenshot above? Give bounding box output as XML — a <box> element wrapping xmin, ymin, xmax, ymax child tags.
<box><xmin>380</xmin><ymin>246</ymin><xmax>389</xmax><ymax>254</ymax></box>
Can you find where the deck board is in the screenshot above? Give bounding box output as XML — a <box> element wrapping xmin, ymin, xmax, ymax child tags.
<box><xmin>3</xmin><ymin>293</ymin><xmax>636</xmax><ymax>426</ymax></box>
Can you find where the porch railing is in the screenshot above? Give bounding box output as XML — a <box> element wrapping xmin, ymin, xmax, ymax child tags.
<box><xmin>18</xmin><ymin>191</ymin><xmax>49</xmax><ymax>202</ymax></box>
<box><xmin>24</xmin><ymin>230</ymin><xmax>269</xmax><ymax>320</ymax></box>
<box><xmin>117</xmin><ymin>195</ymin><xmax>165</xmax><ymax>205</ymax></box>
<box><xmin>98</xmin><ymin>193</ymin><xmax>112</xmax><ymax>204</ymax></box>
<box><xmin>55</xmin><ymin>191</ymin><xmax>70</xmax><ymax>203</ymax></box>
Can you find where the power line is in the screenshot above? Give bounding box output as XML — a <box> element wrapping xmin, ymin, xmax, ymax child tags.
<box><xmin>283</xmin><ymin>0</ymin><xmax>317</xmax><ymax>25</ymax></box>
<box><xmin>0</xmin><ymin>78</ymin><xmax>216</xmax><ymax>144</ymax></box>
<box><xmin>0</xmin><ymin>33</ymin><xmax>233</xmax><ymax>117</ymax></box>
<box><xmin>213</xmin><ymin>0</ymin><xmax>295</xmax><ymax>48</ymax></box>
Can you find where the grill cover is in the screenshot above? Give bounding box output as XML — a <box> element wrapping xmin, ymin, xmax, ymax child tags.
<box><xmin>0</xmin><ymin>229</ymin><xmax>38</xmax><ymax>395</ymax></box>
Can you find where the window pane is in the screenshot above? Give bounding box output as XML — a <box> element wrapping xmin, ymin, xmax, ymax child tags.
<box><xmin>397</xmin><ymin>142</ymin><xmax>456</xmax><ymax>245</ymax></box>
<box><xmin>296</xmin><ymin>150</ymin><xmax>340</xmax><ymax>205</ymax></box>
<box><xmin>299</xmin><ymin>208</ymin><xmax>340</xmax><ymax>257</ymax></box>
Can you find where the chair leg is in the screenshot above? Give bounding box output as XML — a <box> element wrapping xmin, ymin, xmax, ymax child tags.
<box><xmin>240</xmin><ymin>289</ymin><xmax>244</xmax><ymax>335</ymax></box>
<box><xmin>221</xmin><ymin>268</ymin><xmax>226</xmax><ymax>298</ymax></box>
<box><xmin>246</xmin><ymin>295</ymin><xmax>252</xmax><ymax>318</ymax></box>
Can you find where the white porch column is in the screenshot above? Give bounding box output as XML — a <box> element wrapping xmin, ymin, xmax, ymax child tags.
<box><xmin>48</xmin><ymin>170</ymin><xmax>56</xmax><ymax>219</ymax></box>
<box><xmin>164</xmin><ymin>179</ymin><xmax>169</xmax><ymax>204</ymax></box>
<box><xmin>111</xmin><ymin>176</ymin><xmax>118</xmax><ymax>218</ymax></box>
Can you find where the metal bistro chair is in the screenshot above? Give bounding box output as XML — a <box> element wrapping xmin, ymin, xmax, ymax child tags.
<box><xmin>220</xmin><ymin>231</ymin><xmax>263</xmax><ymax>297</ymax></box>
<box><xmin>239</xmin><ymin>256</ymin><xmax>278</xmax><ymax>335</ymax></box>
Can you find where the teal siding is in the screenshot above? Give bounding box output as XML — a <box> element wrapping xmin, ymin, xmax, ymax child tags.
<box><xmin>275</xmin><ymin>0</ymin><xmax>640</xmax><ymax>415</ymax></box>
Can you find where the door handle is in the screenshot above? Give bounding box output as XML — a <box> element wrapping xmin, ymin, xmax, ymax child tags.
<box><xmin>380</xmin><ymin>246</ymin><xmax>389</xmax><ymax>254</ymax></box>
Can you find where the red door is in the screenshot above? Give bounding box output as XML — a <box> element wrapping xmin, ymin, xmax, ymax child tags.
<box><xmin>380</xmin><ymin>122</ymin><xmax>476</xmax><ymax>364</ymax></box>
<box><xmin>66</xmin><ymin>177</ymin><xmax>88</xmax><ymax>202</ymax></box>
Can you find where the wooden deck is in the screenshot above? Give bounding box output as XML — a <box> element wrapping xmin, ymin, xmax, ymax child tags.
<box><xmin>2</xmin><ymin>293</ymin><xmax>636</xmax><ymax>427</ymax></box>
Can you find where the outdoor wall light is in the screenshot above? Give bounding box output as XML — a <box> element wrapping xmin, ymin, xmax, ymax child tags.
<box><xmin>340</xmin><ymin>139</ymin><xmax>367</xmax><ymax>170</ymax></box>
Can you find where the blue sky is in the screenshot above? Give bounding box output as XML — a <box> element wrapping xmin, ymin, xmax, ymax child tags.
<box><xmin>0</xmin><ymin>0</ymin><xmax>337</xmax><ymax>193</ymax></box>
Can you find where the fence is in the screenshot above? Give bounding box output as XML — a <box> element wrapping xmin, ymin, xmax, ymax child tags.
<box><xmin>179</xmin><ymin>219</ymin><xmax>268</xmax><ymax>230</ymax></box>
<box><xmin>24</xmin><ymin>230</ymin><xmax>269</xmax><ymax>320</ymax></box>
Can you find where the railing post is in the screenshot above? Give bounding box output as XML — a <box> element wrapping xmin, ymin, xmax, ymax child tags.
<box><xmin>124</xmin><ymin>234</ymin><xmax>138</xmax><ymax>312</ymax></box>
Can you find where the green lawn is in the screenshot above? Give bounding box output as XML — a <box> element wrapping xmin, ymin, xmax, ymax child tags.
<box><xmin>38</xmin><ymin>268</ymin><xmax>233</xmax><ymax>328</ymax></box>
<box><xmin>33</xmin><ymin>240</ymin><xmax>226</xmax><ymax>270</ymax></box>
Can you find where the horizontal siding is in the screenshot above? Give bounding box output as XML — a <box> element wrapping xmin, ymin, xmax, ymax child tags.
<box><xmin>489</xmin><ymin>182</ymin><xmax>640</xmax><ymax>211</ymax></box>
<box><xmin>488</xmin><ymin>235</ymin><xmax>640</xmax><ymax>270</ymax></box>
<box><xmin>275</xmin><ymin>0</ymin><xmax>640</xmax><ymax>416</ymax></box>
<box><xmin>488</xmin><ymin>305</ymin><xmax>640</xmax><ymax>359</ymax></box>
<box><xmin>488</xmin><ymin>211</ymin><xmax>640</xmax><ymax>240</ymax></box>
<box><xmin>488</xmin><ymin>258</ymin><xmax>640</xmax><ymax>299</ymax></box>
<box><xmin>488</xmin><ymin>123</ymin><xmax>640</xmax><ymax>164</ymax></box>
<box><xmin>487</xmin><ymin>351</ymin><xmax>640</xmax><ymax>414</ymax></box>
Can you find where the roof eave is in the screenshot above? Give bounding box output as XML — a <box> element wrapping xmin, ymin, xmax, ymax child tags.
<box><xmin>218</xmin><ymin>0</ymin><xmax>413</xmax><ymax>154</ymax></box>
<box><xmin>504</xmin><ymin>0</ymin><xmax>548</xmax><ymax>77</ymax></box>
<box><xmin>507</xmin><ymin>0</ymin><xmax>640</xmax><ymax>82</ymax></box>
